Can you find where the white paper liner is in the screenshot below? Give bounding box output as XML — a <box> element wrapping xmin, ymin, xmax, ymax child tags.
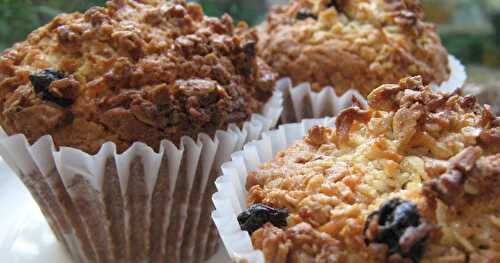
<box><xmin>0</xmin><ymin>86</ymin><xmax>284</xmax><ymax>263</ymax></box>
<box><xmin>279</xmin><ymin>55</ymin><xmax>466</xmax><ymax>123</ymax></box>
<box><xmin>212</xmin><ymin>118</ymin><xmax>335</xmax><ymax>263</ymax></box>
<box><xmin>430</xmin><ymin>55</ymin><xmax>467</xmax><ymax>94</ymax></box>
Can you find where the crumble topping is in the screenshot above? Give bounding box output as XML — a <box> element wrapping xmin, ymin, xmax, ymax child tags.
<box><xmin>245</xmin><ymin>76</ymin><xmax>500</xmax><ymax>262</ymax></box>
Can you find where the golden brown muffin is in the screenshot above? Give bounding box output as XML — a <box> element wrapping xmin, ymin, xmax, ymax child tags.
<box><xmin>257</xmin><ymin>0</ymin><xmax>450</xmax><ymax>96</ymax></box>
<box><xmin>0</xmin><ymin>0</ymin><xmax>277</xmax><ymax>154</ymax></box>
<box><xmin>239</xmin><ymin>76</ymin><xmax>500</xmax><ymax>262</ymax></box>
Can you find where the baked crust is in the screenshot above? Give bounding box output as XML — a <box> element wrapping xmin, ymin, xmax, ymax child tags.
<box><xmin>257</xmin><ymin>0</ymin><xmax>450</xmax><ymax>96</ymax></box>
<box><xmin>0</xmin><ymin>0</ymin><xmax>277</xmax><ymax>154</ymax></box>
<box><xmin>246</xmin><ymin>76</ymin><xmax>500</xmax><ymax>262</ymax></box>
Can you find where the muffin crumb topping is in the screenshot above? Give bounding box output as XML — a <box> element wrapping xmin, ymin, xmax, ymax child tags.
<box><xmin>246</xmin><ymin>77</ymin><xmax>500</xmax><ymax>262</ymax></box>
<box><xmin>257</xmin><ymin>0</ymin><xmax>450</xmax><ymax>96</ymax></box>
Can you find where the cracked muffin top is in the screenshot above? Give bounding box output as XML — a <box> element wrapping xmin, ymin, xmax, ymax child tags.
<box><xmin>257</xmin><ymin>0</ymin><xmax>450</xmax><ymax>96</ymax></box>
<box><xmin>0</xmin><ymin>0</ymin><xmax>277</xmax><ymax>154</ymax></box>
<box><xmin>240</xmin><ymin>76</ymin><xmax>500</xmax><ymax>262</ymax></box>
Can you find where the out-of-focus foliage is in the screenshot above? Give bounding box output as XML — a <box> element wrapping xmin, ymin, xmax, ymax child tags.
<box><xmin>196</xmin><ymin>0</ymin><xmax>268</xmax><ymax>25</ymax></box>
<box><xmin>0</xmin><ymin>0</ymin><xmax>107</xmax><ymax>50</ymax></box>
<box><xmin>423</xmin><ymin>0</ymin><xmax>500</xmax><ymax>68</ymax></box>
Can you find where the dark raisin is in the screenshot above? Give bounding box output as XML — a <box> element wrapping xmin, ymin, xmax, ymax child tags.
<box><xmin>237</xmin><ymin>204</ymin><xmax>288</xmax><ymax>234</ymax></box>
<box><xmin>29</xmin><ymin>69</ymin><xmax>74</xmax><ymax>107</ymax></box>
<box><xmin>327</xmin><ymin>0</ymin><xmax>343</xmax><ymax>13</ymax></box>
<box><xmin>296</xmin><ymin>10</ymin><xmax>317</xmax><ymax>20</ymax></box>
<box><xmin>364</xmin><ymin>199</ymin><xmax>433</xmax><ymax>263</ymax></box>
<box><xmin>242</xmin><ymin>40</ymin><xmax>257</xmax><ymax>59</ymax></box>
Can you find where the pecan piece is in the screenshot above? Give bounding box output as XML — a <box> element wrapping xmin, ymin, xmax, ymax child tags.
<box><xmin>423</xmin><ymin>146</ymin><xmax>482</xmax><ymax>205</ymax></box>
<box><xmin>466</xmin><ymin>154</ymin><xmax>500</xmax><ymax>193</ymax></box>
<box><xmin>479</xmin><ymin>127</ymin><xmax>500</xmax><ymax>154</ymax></box>
<box><xmin>335</xmin><ymin>107</ymin><xmax>371</xmax><ymax>147</ymax></box>
<box><xmin>393</xmin><ymin>103</ymin><xmax>424</xmax><ymax>149</ymax></box>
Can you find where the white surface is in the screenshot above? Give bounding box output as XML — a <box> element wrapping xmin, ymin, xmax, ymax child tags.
<box><xmin>0</xmin><ymin>159</ymin><xmax>230</xmax><ymax>263</ymax></box>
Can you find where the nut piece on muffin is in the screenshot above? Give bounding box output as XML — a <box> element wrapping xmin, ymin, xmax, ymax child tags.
<box><xmin>240</xmin><ymin>76</ymin><xmax>500</xmax><ymax>262</ymax></box>
<box><xmin>257</xmin><ymin>0</ymin><xmax>450</xmax><ymax>96</ymax></box>
<box><xmin>0</xmin><ymin>0</ymin><xmax>277</xmax><ymax>154</ymax></box>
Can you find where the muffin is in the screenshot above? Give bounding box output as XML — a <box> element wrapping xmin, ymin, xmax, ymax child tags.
<box><xmin>234</xmin><ymin>76</ymin><xmax>500</xmax><ymax>262</ymax></box>
<box><xmin>0</xmin><ymin>0</ymin><xmax>277</xmax><ymax>154</ymax></box>
<box><xmin>0</xmin><ymin>1</ymin><xmax>282</xmax><ymax>263</ymax></box>
<box><xmin>257</xmin><ymin>0</ymin><xmax>451</xmax><ymax>96</ymax></box>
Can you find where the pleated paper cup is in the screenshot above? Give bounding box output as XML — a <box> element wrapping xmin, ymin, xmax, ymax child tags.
<box><xmin>0</xmin><ymin>86</ymin><xmax>284</xmax><ymax>263</ymax></box>
<box><xmin>279</xmin><ymin>55</ymin><xmax>466</xmax><ymax>123</ymax></box>
<box><xmin>212</xmin><ymin>118</ymin><xmax>335</xmax><ymax>262</ymax></box>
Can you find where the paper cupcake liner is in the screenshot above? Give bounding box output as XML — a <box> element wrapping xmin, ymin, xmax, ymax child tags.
<box><xmin>0</xmin><ymin>86</ymin><xmax>284</xmax><ymax>263</ymax></box>
<box><xmin>430</xmin><ymin>55</ymin><xmax>467</xmax><ymax>93</ymax></box>
<box><xmin>279</xmin><ymin>55</ymin><xmax>466</xmax><ymax>123</ymax></box>
<box><xmin>212</xmin><ymin>118</ymin><xmax>335</xmax><ymax>263</ymax></box>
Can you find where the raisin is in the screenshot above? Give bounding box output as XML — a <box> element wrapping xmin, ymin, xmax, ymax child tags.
<box><xmin>364</xmin><ymin>199</ymin><xmax>433</xmax><ymax>263</ymax></box>
<box><xmin>29</xmin><ymin>69</ymin><xmax>74</xmax><ymax>107</ymax></box>
<box><xmin>296</xmin><ymin>10</ymin><xmax>318</xmax><ymax>20</ymax></box>
<box><xmin>238</xmin><ymin>40</ymin><xmax>257</xmax><ymax>76</ymax></box>
<box><xmin>238</xmin><ymin>204</ymin><xmax>288</xmax><ymax>234</ymax></box>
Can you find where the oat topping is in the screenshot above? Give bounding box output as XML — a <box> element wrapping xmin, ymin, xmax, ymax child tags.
<box><xmin>246</xmin><ymin>77</ymin><xmax>500</xmax><ymax>262</ymax></box>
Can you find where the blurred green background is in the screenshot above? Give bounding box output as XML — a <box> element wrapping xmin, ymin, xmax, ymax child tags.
<box><xmin>0</xmin><ymin>0</ymin><xmax>498</xmax><ymax>110</ymax></box>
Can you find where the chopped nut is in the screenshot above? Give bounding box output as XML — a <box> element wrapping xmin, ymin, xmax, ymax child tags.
<box><xmin>335</xmin><ymin>107</ymin><xmax>371</xmax><ymax>147</ymax></box>
<box><xmin>305</xmin><ymin>125</ymin><xmax>332</xmax><ymax>147</ymax></box>
<box><xmin>48</xmin><ymin>76</ymin><xmax>80</xmax><ymax>101</ymax></box>
<box><xmin>367</xmin><ymin>84</ymin><xmax>402</xmax><ymax>111</ymax></box>
<box><xmin>423</xmin><ymin>147</ymin><xmax>482</xmax><ymax>205</ymax></box>
<box><xmin>306</xmin><ymin>174</ymin><xmax>325</xmax><ymax>192</ymax></box>
<box><xmin>479</xmin><ymin>127</ymin><xmax>500</xmax><ymax>154</ymax></box>
<box><xmin>364</xmin><ymin>199</ymin><xmax>433</xmax><ymax>263</ymax></box>
<box><xmin>422</xmin><ymin>157</ymin><xmax>448</xmax><ymax>178</ymax></box>
<box><xmin>393</xmin><ymin>104</ymin><xmax>424</xmax><ymax>150</ymax></box>
<box><xmin>466</xmin><ymin>154</ymin><xmax>500</xmax><ymax>194</ymax></box>
<box><xmin>365</xmin><ymin>137</ymin><xmax>403</xmax><ymax>162</ymax></box>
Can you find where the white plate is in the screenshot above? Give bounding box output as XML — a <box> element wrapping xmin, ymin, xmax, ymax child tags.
<box><xmin>0</xmin><ymin>159</ymin><xmax>230</xmax><ymax>263</ymax></box>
